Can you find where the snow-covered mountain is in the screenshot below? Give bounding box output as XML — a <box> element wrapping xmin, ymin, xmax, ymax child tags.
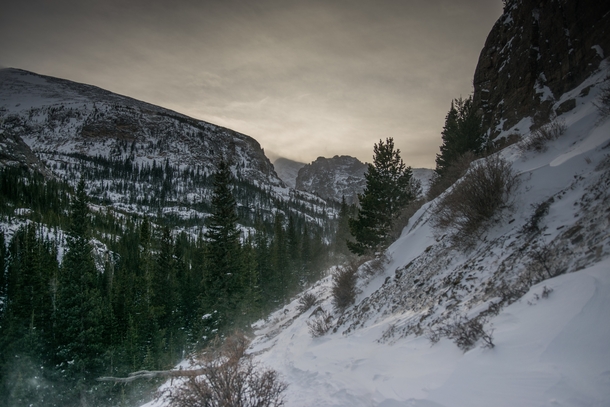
<box><xmin>295</xmin><ymin>155</ymin><xmax>434</xmax><ymax>204</ymax></box>
<box><xmin>0</xmin><ymin>69</ymin><xmax>277</xmax><ymax>182</ymax></box>
<box><xmin>0</xmin><ymin>68</ymin><xmax>335</xmax><ymax>231</ymax></box>
<box><xmin>273</xmin><ymin>157</ymin><xmax>305</xmax><ymax>189</ymax></box>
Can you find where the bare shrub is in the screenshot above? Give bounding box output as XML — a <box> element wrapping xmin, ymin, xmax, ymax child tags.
<box><xmin>526</xmin><ymin>242</ymin><xmax>567</xmax><ymax>283</ymax></box>
<box><xmin>164</xmin><ymin>333</ymin><xmax>287</xmax><ymax>407</ymax></box>
<box><xmin>296</xmin><ymin>292</ymin><xmax>317</xmax><ymax>313</ymax></box>
<box><xmin>331</xmin><ymin>262</ymin><xmax>359</xmax><ymax>312</ymax></box>
<box><xmin>306</xmin><ymin>308</ymin><xmax>333</xmax><ymax>337</ymax></box>
<box><xmin>432</xmin><ymin>155</ymin><xmax>519</xmax><ymax>246</ymax></box>
<box><xmin>541</xmin><ymin>285</ymin><xmax>553</xmax><ymax>299</ymax></box>
<box><xmin>518</xmin><ymin>119</ymin><xmax>567</xmax><ymax>153</ymax></box>
<box><xmin>496</xmin><ymin>281</ymin><xmax>528</xmax><ymax>304</ymax></box>
<box><xmin>594</xmin><ymin>75</ymin><xmax>610</xmax><ymax>118</ymax></box>
<box><xmin>361</xmin><ymin>253</ymin><xmax>389</xmax><ymax>277</ymax></box>
<box><xmin>442</xmin><ymin>317</ymin><xmax>494</xmax><ymax>351</ymax></box>
<box><xmin>522</xmin><ymin>198</ymin><xmax>554</xmax><ymax>234</ymax></box>
<box><xmin>427</xmin><ymin>151</ymin><xmax>476</xmax><ymax>201</ymax></box>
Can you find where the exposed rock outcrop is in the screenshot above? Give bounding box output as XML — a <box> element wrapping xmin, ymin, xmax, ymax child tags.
<box><xmin>473</xmin><ymin>0</ymin><xmax>610</xmax><ymax>139</ymax></box>
<box><xmin>296</xmin><ymin>155</ymin><xmax>368</xmax><ymax>204</ymax></box>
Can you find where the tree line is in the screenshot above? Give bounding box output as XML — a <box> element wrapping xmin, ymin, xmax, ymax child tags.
<box><xmin>0</xmin><ymin>166</ymin><xmax>333</xmax><ymax>407</ymax></box>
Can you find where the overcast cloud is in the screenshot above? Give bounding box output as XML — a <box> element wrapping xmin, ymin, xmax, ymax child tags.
<box><xmin>0</xmin><ymin>0</ymin><xmax>503</xmax><ymax>168</ymax></box>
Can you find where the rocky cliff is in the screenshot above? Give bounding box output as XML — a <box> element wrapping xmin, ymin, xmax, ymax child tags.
<box><xmin>295</xmin><ymin>155</ymin><xmax>434</xmax><ymax>205</ymax></box>
<box><xmin>473</xmin><ymin>0</ymin><xmax>610</xmax><ymax>139</ymax></box>
<box><xmin>296</xmin><ymin>155</ymin><xmax>368</xmax><ymax>204</ymax></box>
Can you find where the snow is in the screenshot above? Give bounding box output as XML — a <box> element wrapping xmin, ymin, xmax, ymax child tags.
<box><xmin>246</xmin><ymin>259</ymin><xmax>610</xmax><ymax>407</ymax></box>
<box><xmin>144</xmin><ymin>60</ymin><xmax>610</xmax><ymax>407</ymax></box>
<box><xmin>592</xmin><ymin>45</ymin><xmax>604</xmax><ymax>59</ymax></box>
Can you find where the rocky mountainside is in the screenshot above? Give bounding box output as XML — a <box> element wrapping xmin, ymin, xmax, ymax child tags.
<box><xmin>295</xmin><ymin>155</ymin><xmax>434</xmax><ymax>205</ymax></box>
<box><xmin>272</xmin><ymin>157</ymin><xmax>305</xmax><ymax>188</ymax></box>
<box><xmin>0</xmin><ymin>68</ymin><xmax>277</xmax><ymax>183</ymax></box>
<box><xmin>473</xmin><ymin>0</ymin><xmax>610</xmax><ymax>139</ymax></box>
<box><xmin>296</xmin><ymin>155</ymin><xmax>368</xmax><ymax>204</ymax></box>
<box><xmin>0</xmin><ymin>68</ymin><xmax>335</xmax><ymax>232</ymax></box>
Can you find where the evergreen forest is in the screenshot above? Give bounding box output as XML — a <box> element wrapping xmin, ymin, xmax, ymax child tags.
<box><xmin>0</xmin><ymin>164</ymin><xmax>342</xmax><ymax>407</ymax></box>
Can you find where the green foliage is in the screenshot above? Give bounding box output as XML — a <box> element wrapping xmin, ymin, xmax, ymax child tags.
<box><xmin>348</xmin><ymin>138</ymin><xmax>416</xmax><ymax>255</ymax></box>
<box><xmin>333</xmin><ymin>197</ymin><xmax>357</xmax><ymax>259</ymax></box>
<box><xmin>0</xmin><ymin>165</ymin><xmax>333</xmax><ymax>406</ymax></box>
<box><xmin>55</xmin><ymin>179</ymin><xmax>107</xmax><ymax>386</ymax></box>
<box><xmin>202</xmin><ymin>160</ymin><xmax>245</xmax><ymax>329</ymax></box>
<box><xmin>435</xmin><ymin>96</ymin><xmax>485</xmax><ymax>178</ymax></box>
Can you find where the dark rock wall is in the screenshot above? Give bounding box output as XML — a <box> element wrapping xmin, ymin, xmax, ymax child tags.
<box><xmin>473</xmin><ymin>0</ymin><xmax>610</xmax><ymax>138</ymax></box>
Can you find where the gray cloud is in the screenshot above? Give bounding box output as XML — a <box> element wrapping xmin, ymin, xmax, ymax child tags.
<box><xmin>0</xmin><ymin>0</ymin><xmax>503</xmax><ymax>168</ymax></box>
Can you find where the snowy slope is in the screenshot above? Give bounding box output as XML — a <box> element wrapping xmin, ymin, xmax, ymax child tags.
<box><xmin>245</xmin><ymin>61</ymin><xmax>610</xmax><ymax>407</ymax></box>
<box><xmin>143</xmin><ymin>60</ymin><xmax>610</xmax><ymax>407</ymax></box>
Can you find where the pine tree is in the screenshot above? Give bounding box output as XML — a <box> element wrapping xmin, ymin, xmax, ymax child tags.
<box><xmin>203</xmin><ymin>160</ymin><xmax>243</xmax><ymax>329</ymax></box>
<box><xmin>348</xmin><ymin>138</ymin><xmax>416</xmax><ymax>255</ymax></box>
<box><xmin>334</xmin><ymin>196</ymin><xmax>356</xmax><ymax>259</ymax></box>
<box><xmin>435</xmin><ymin>96</ymin><xmax>485</xmax><ymax>177</ymax></box>
<box><xmin>0</xmin><ymin>231</ymin><xmax>5</xmax><ymax>303</ymax></box>
<box><xmin>55</xmin><ymin>178</ymin><xmax>107</xmax><ymax>384</ymax></box>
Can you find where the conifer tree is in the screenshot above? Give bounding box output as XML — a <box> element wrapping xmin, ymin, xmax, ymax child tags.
<box><xmin>0</xmin><ymin>231</ymin><xmax>5</xmax><ymax>302</ymax></box>
<box><xmin>55</xmin><ymin>178</ymin><xmax>106</xmax><ymax>384</ymax></box>
<box><xmin>348</xmin><ymin>138</ymin><xmax>415</xmax><ymax>255</ymax></box>
<box><xmin>435</xmin><ymin>96</ymin><xmax>485</xmax><ymax>177</ymax></box>
<box><xmin>203</xmin><ymin>160</ymin><xmax>243</xmax><ymax>328</ymax></box>
<box><xmin>334</xmin><ymin>196</ymin><xmax>356</xmax><ymax>259</ymax></box>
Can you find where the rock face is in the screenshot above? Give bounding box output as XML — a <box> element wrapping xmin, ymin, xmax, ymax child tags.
<box><xmin>473</xmin><ymin>0</ymin><xmax>610</xmax><ymax>139</ymax></box>
<box><xmin>296</xmin><ymin>155</ymin><xmax>368</xmax><ymax>204</ymax></box>
<box><xmin>295</xmin><ymin>155</ymin><xmax>435</xmax><ymax>205</ymax></box>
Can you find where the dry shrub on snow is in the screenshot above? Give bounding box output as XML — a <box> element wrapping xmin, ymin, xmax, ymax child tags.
<box><xmin>428</xmin><ymin>317</ymin><xmax>494</xmax><ymax>352</ymax></box>
<box><xmin>164</xmin><ymin>333</ymin><xmax>287</xmax><ymax>407</ymax></box>
<box><xmin>296</xmin><ymin>292</ymin><xmax>317</xmax><ymax>313</ymax></box>
<box><xmin>360</xmin><ymin>253</ymin><xmax>389</xmax><ymax>277</ymax></box>
<box><xmin>594</xmin><ymin>75</ymin><xmax>610</xmax><ymax>118</ymax></box>
<box><xmin>432</xmin><ymin>154</ymin><xmax>518</xmax><ymax>246</ymax></box>
<box><xmin>307</xmin><ymin>308</ymin><xmax>333</xmax><ymax>338</ymax></box>
<box><xmin>518</xmin><ymin>119</ymin><xmax>567</xmax><ymax>153</ymax></box>
<box><xmin>331</xmin><ymin>262</ymin><xmax>359</xmax><ymax>312</ymax></box>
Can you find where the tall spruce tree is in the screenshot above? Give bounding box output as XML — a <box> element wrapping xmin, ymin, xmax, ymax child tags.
<box><xmin>203</xmin><ymin>160</ymin><xmax>243</xmax><ymax>329</ymax></box>
<box><xmin>334</xmin><ymin>196</ymin><xmax>356</xmax><ymax>259</ymax></box>
<box><xmin>348</xmin><ymin>138</ymin><xmax>415</xmax><ymax>255</ymax></box>
<box><xmin>435</xmin><ymin>96</ymin><xmax>485</xmax><ymax>177</ymax></box>
<box><xmin>55</xmin><ymin>178</ymin><xmax>106</xmax><ymax>385</ymax></box>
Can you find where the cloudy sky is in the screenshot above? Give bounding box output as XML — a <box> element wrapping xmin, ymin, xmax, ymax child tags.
<box><xmin>0</xmin><ymin>0</ymin><xmax>502</xmax><ymax>168</ymax></box>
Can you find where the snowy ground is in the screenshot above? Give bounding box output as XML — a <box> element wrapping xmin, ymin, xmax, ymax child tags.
<box><xmin>143</xmin><ymin>61</ymin><xmax>610</xmax><ymax>407</ymax></box>
<box><xmin>249</xmin><ymin>259</ymin><xmax>610</xmax><ymax>407</ymax></box>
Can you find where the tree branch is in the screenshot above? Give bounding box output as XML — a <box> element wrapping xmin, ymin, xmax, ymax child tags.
<box><xmin>97</xmin><ymin>368</ymin><xmax>206</xmax><ymax>383</ymax></box>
